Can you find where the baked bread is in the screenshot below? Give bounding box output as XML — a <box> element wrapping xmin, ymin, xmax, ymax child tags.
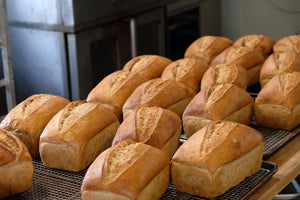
<box><xmin>81</xmin><ymin>140</ymin><xmax>170</xmax><ymax>200</ymax></box>
<box><xmin>182</xmin><ymin>83</ymin><xmax>254</xmax><ymax>138</ymax></box>
<box><xmin>184</xmin><ymin>36</ymin><xmax>233</xmax><ymax>64</ymax></box>
<box><xmin>273</xmin><ymin>35</ymin><xmax>300</xmax><ymax>54</ymax></box>
<box><xmin>161</xmin><ymin>58</ymin><xmax>209</xmax><ymax>92</ymax></box>
<box><xmin>112</xmin><ymin>107</ymin><xmax>181</xmax><ymax>159</ymax></box>
<box><xmin>122</xmin><ymin>78</ymin><xmax>195</xmax><ymax>119</ymax></box>
<box><xmin>87</xmin><ymin>70</ymin><xmax>147</xmax><ymax>120</ymax></box>
<box><xmin>39</xmin><ymin>100</ymin><xmax>120</xmax><ymax>172</ymax></box>
<box><xmin>210</xmin><ymin>45</ymin><xmax>265</xmax><ymax>86</ymax></box>
<box><xmin>122</xmin><ymin>55</ymin><xmax>172</xmax><ymax>80</ymax></box>
<box><xmin>0</xmin><ymin>129</ymin><xmax>33</xmax><ymax>199</ymax></box>
<box><xmin>233</xmin><ymin>34</ymin><xmax>275</xmax><ymax>56</ymax></box>
<box><xmin>0</xmin><ymin>94</ymin><xmax>70</xmax><ymax>158</ymax></box>
<box><xmin>260</xmin><ymin>51</ymin><xmax>300</xmax><ymax>88</ymax></box>
<box><xmin>255</xmin><ymin>72</ymin><xmax>300</xmax><ymax>130</ymax></box>
<box><xmin>200</xmin><ymin>63</ymin><xmax>249</xmax><ymax>90</ymax></box>
<box><xmin>171</xmin><ymin>121</ymin><xmax>264</xmax><ymax>199</ymax></box>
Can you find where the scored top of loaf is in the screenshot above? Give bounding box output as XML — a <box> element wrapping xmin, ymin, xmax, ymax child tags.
<box><xmin>273</xmin><ymin>35</ymin><xmax>300</xmax><ymax>54</ymax></box>
<box><xmin>0</xmin><ymin>94</ymin><xmax>70</xmax><ymax>139</ymax></box>
<box><xmin>40</xmin><ymin>101</ymin><xmax>119</xmax><ymax>146</ymax></box>
<box><xmin>172</xmin><ymin>121</ymin><xmax>264</xmax><ymax>172</ymax></box>
<box><xmin>184</xmin><ymin>36</ymin><xmax>233</xmax><ymax>64</ymax></box>
<box><xmin>112</xmin><ymin>107</ymin><xmax>181</xmax><ymax>148</ymax></box>
<box><xmin>123</xmin><ymin>55</ymin><xmax>172</xmax><ymax>80</ymax></box>
<box><xmin>0</xmin><ymin>129</ymin><xmax>32</xmax><ymax>167</ymax></box>
<box><xmin>81</xmin><ymin>140</ymin><xmax>169</xmax><ymax>199</ymax></box>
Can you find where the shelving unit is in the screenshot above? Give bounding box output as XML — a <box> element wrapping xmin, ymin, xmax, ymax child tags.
<box><xmin>0</xmin><ymin>0</ymin><xmax>16</xmax><ymax>118</ymax></box>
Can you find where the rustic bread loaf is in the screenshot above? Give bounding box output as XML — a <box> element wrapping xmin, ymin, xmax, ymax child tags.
<box><xmin>200</xmin><ymin>63</ymin><xmax>249</xmax><ymax>90</ymax></box>
<box><xmin>81</xmin><ymin>140</ymin><xmax>170</xmax><ymax>200</ymax></box>
<box><xmin>171</xmin><ymin>121</ymin><xmax>264</xmax><ymax>199</ymax></box>
<box><xmin>260</xmin><ymin>51</ymin><xmax>300</xmax><ymax>88</ymax></box>
<box><xmin>0</xmin><ymin>129</ymin><xmax>33</xmax><ymax>199</ymax></box>
<box><xmin>0</xmin><ymin>94</ymin><xmax>70</xmax><ymax>158</ymax></box>
<box><xmin>122</xmin><ymin>78</ymin><xmax>195</xmax><ymax>119</ymax></box>
<box><xmin>184</xmin><ymin>36</ymin><xmax>233</xmax><ymax>64</ymax></box>
<box><xmin>122</xmin><ymin>55</ymin><xmax>172</xmax><ymax>80</ymax></box>
<box><xmin>233</xmin><ymin>34</ymin><xmax>275</xmax><ymax>56</ymax></box>
<box><xmin>39</xmin><ymin>100</ymin><xmax>120</xmax><ymax>172</ymax></box>
<box><xmin>112</xmin><ymin>107</ymin><xmax>181</xmax><ymax>159</ymax></box>
<box><xmin>273</xmin><ymin>35</ymin><xmax>300</xmax><ymax>54</ymax></box>
<box><xmin>255</xmin><ymin>72</ymin><xmax>300</xmax><ymax>130</ymax></box>
<box><xmin>182</xmin><ymin>83</ymin><xmax>254</xmax><ymax>138</ymax></box>
<box><xmin>161</xmin><ymin>58</ymin><xmax>209</xmax><ymax>92</ymax></box>
<box><xmin>210</xmin><ymin>45</ymin><xmax>265</xmax><ymax>86</ymax></box>
<box><xmin>87</xmin><ymin>70</ymin><xmax>147</xmax><ymax>120</ymax></box>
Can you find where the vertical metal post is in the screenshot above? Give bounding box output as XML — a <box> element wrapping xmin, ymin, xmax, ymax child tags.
<box><xmin>130</xmin><ymin>18</ymin><xmax>137</xmax><ymax>58</ymax></box>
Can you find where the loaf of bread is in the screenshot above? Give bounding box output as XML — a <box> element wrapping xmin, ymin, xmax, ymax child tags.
<box><xmin>87</xmin><ymin>70</ymin><xmax>147</xmax><ymax>120</ymax></box>
<box><xmin>233</xmin><ymin>34</ymin><xmax>275</xmax><ymax>56</ymax></box>
<box><xmin>182</xmin><ymin>83</ymin><xmax>254</xmax><ymax>138</ymax></box>
<box><xmin>81</xmin><ymin>140</ymin><xmax>170</xmax><ymax>200</ymax></box>
<box><xmin>255</xmin><ymin>72</ymin><xmax>300</xmax><ymax>130</ymax></box>
<box><xmin>171</xmin><ymin>121</ymin><xmax>264</xmax><ymax>199</ymax></box>
<box><xmin>273</xmin><ymin>35</ymin><xmax>300</xmax><ymax>54</ymax></box>
<box><xmin>122</xmin><ymin>78</ymin><xmax>195</xmax><ymax>119</ymax></box>
<box><xmin>0</xmin><ymin>128</ymin><xmax>33</xmax><ymax>199</ymax></box>
<box><xmin>210</xmin><ymin>45</ymin><xmax>265</xmax><ymax>86</ymax></box>
<box><xmin>122</xmin><ymin>55</ymin><xmax>172</xmax><ymax>80</ymax></box>
<box><xmin>0</xmin><ymin>94</ymin><xmax>70</xmax><ymax>158</ymax></box>
<box><xmin>184</xmin><ymin>36</ymin><xmax>233</xmax><ymax>64</ymax></box>
<box><xmin>200</xmin><ymin>63</ymin><xmax>249</xmax><ymax>90</ymax></box>
<box><xmin>39</xmin><ymin>100</ymin><xmax>120</xmax><ymax>172</ymax></box>
<box><xmin>112</xmin><ymin>107</ymin><xmax>181</xmax><ymax>159</ymax></box>
<box><xmin>260</xmin><ymin>51</ymin><xmax>300</xmax><ymax>88</ymax></box>
<box><xmin>161</xmin><ymin>58</ymin><xmax>209</xmax><ymax>92</ymax></box>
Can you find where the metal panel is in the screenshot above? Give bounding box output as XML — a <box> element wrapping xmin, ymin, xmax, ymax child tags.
<box><xmin>9</xmin><ymin>27</ymin><xmax>70</xmax><ymax>102</ymax></box>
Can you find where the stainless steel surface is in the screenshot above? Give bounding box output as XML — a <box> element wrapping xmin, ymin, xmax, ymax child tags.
<box><xmin>130</xmin><ymin>18</ymin><xmax>137</xmax><ymax>58</ymax></box>
<box><xmin>274</xmin><ymin>179</ymin><xmax>300</xmax><ymax>200</ymax></box>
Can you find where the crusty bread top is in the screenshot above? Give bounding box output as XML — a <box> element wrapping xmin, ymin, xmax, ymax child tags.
<box><xmin>161</xmin><ymin>58</ymin><xmax>209</xmax><ymax>91</ymax></box>
<box><xmin>81</xmin><ymin>141</ymin><xmax>169</xmax><ymax>199</ymax></box>
<box><xmin>112</xmin><ymin>107</ymin><xmax>181</xmax><ymax>148</ymax></box>
<box><xmin>201</xmin><ymin>63</ymin><xmax>249</xmax><ymax>90</ymax></box>
<box><xmin>123</xmin><ymin>78</ymin><xmax>195</xmax><ymax>111</ymax></box>
<box><xmin>0</xmin><ymin>94</ymin><xmax>70</xmax><ymax>139</ymax></box>
<box><xmin>256</xmin><ymin>72</ymin><xmax>300</xmax><ymax>110</ymax></box>
<box><xmin>183</xmin><ymin>83</ymin><xmax>253</xmax><ymax>119</ymax></box>
<box><xmin>233</xmin><ymin>34</ymin><xmax>275</xmax><ymax>56</ymax></box>
<box><xmin>0</xmin><ymin>129</ymin><xmax>32</xmax><ymax>167</ymax></box>
<box><xmin>122</xmin><ymin>55</ymin><xmax>172</xmax><ymax>80</ymax></box>
<box><xmin>210</xmin><ymin>45</ymin><xmax>265</xmax><ymax>69</ymax></box>
<box><xmin>87</xmin><ymin>70</ymin><xmax>147</xmax><ymax>118</ymax></box>
<box><xmin>273</xmin><ymin>35</ymin><xmax>300</xmax><ymax>54</ymax></box>
<box><xmin>184</xmin><ymin>36</ymin><xmax>233</xmax><ymax>64</ymax></box>
<box><xmin>172</xmin><ymin>121</ymin><xmax>264</xmax><ymax>172</ymax></box>
<box><xmin>40</xmin><ymin>101</ymin><xmax>119</xmax><ymax>146</ymax></box>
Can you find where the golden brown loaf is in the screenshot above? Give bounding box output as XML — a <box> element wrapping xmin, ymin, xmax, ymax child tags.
<box><xmin>171</xmin><ymin>121</ymin><xmax>264</xmax><ymax>199</ymax></box>
<box><xmin>210</xmin><ymin>45</ymin><xmax>265</xmax><ymax>86</ymax></box>
<box><xmin>87</xmin><ymin>70</ymin><xmax>147</xmax><ymax>120</ymax></box>
<box><xmin>200</xmin><ymin>63</ymin><xmax>249</xmax><ymax>90</ymax></box>
<box><xmin>122</xmin><ymin>78</ymin><xmax>195</xmax><ymax>119</ymax></box>
<box><xmin>0</xmin><ymin>94</ymin><xmax>70</xmax><ymax>158</ymax></box>
<box><xmin>273</xmin><ymin>35</ymin><xmax>300</xmax><ymax>54</ymax></box>
<box><xmin>0</xmin><ymin>129</ymin><xmax>33</xmax><ymax>199</ymax></box>
<box><xmin>112</xmin><ymin>107</ymin><xmax>182</xmax><ymax>159</ymax></box>
<box><xmin>184</xmin><ymin>36</ymin><xmax>233</xmax><ymax>64</ymax></box>
<box><xmin>81</xmin><ymin>140</ymin><xmax>170</xmax><ymax>200</ymax></box>
<box><xmin>161</xmin><ymin>58</ymin><xmax>209</xmax><ymax>92</ymax></box>
<box><xmin>39</xmin><ymin>100</ymin><xmax>120</xmax><ymax>172</ymax></box>
<box><xmin>182</xmin><ymin>83</ymin><xmax>254</xmax><ymax>138</ymax></box>
<box><xmin>122</xmin><ymin>55</ymin><xmax>172</xmax><ymax>80</ymax></box>
<box><xmin>233</xmin><ymin>34</ymin><xmax>275</xmax><ymax>56</ymax></box>
<box><xmin>255</xmin><ymin>72</ymin><xmax>300</xmax><ymax>130</ymax></box>
<box><xmin>260</xmin><ymin>51</ymin><xmax>300</xmax><ymax>88</ymax></box>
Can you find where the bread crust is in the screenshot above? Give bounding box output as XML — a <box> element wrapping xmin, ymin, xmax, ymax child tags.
<box><xmin>273</xmin><ymin>35</ymin><xmax>300</xmax><ymax>54</ymax></box>
<box><xmin>0</xmin><ymin>129</ymin><xmax>33</xmax><ymax>198</ymax></box>
<box><xmin>0</xmin><ymin>94</ymin><xmax>70</xmax><ymax>158</ymax></box>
